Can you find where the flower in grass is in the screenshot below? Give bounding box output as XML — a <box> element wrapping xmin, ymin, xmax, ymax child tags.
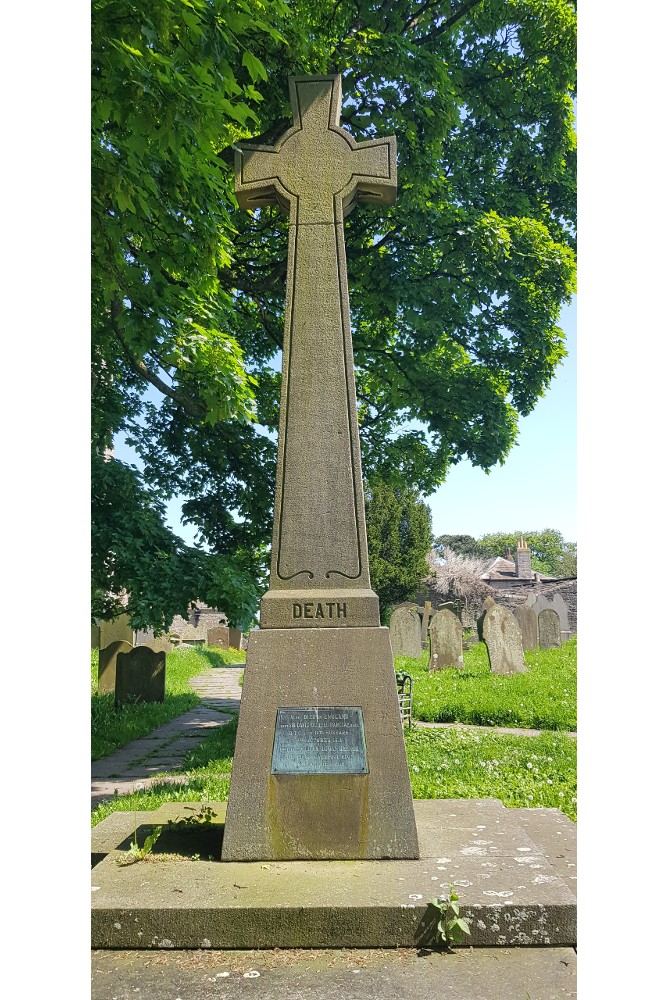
<box><xmin>412</xmin><ymin>766</ymin><xmax>420</xmax><ymax>772</ymax></box>
<box><xmin>526</xmin><ymin>762</ymin><xmax>533</xmax><ymax>769</ymax></box>
<box><xmin>528</xmin><ymin>795</ymin><xmax>533</xmax><ymax>801</ymax></box>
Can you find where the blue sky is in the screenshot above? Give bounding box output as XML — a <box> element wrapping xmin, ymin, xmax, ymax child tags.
<box><xmin>427</xmin><ymin>297</ymin><xmax>576</xmax><ymax>542</ymax></box>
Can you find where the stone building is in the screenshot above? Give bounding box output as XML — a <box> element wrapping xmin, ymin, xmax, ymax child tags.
<box><xmin>418</xmin><ymin>536</ymin><xmax>577</xmax><ymax>636</ymax></box>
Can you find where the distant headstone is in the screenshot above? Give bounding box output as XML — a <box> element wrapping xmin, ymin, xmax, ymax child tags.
<box><xmin>99</xmin><ymin>613</ymin><xmax>133</xmax><ymax>648</ymax></box>
<box><xmin>98</xmin><ymin>640</ymin><xmax>133</xmax><ymax>695</ymax></box>
<box><xmin>420</xmin><ymin>600</ymin><xmax>433</xmax><ymax>647</ymax></box>
<box><xmin>538</xmin><ymin>608</ymin><xmax>562</xmax><ymax>649</ymax></box>
<box><xmin>482</xmin><ymin>605</ymin><xmax>527</xmax><ymax>674</ymax></box>
<box><xmin>115</xmin><ymin>647</ymin><xmax>166</xmax><ymax>706</ymax></box>
<box><xmin>526</xmin><ymin>593</ymin><xmax>569</xmax><ymax>632</ymax></box>
<box><xmin>134</xmin><ymin>628</ymin><xmax>154</xmax><ymax>646</ymax></box>
<box><xmin>91</xmin><ymin>622</ymin><xmax>100</xmax><ymax>649</ymax></box>
<box><xmin>389</xmin><ymin>606</ymin><xmax>422</xmax><ymax>659</ymax></box>
<box><xmin>138</xmin><ymin>636</ymin><xmax>171</xmax><ymax>654</ymax></box>
<box><xmin>207</xmin><ymin>625</ymin><xmax>230</xmax><ymax>649</ymax></box>
<box><xmin>477</xmin><ymin>597</ymin><xmax>496</xmax><ymax>642</ymax></box>
<box><xmin>428</xmin><ymin>608</ymin><xmax>464</xmax><ymax>670</ymax></box>
<box><xmin>228</xmin><ymin>627</ymin><xmax>242</xmax><ymax>650</ymax></box>
<box><xmin>513</xmin><ymin>604</ymin><xmax>539</xmax><ymax>651</ymax></box>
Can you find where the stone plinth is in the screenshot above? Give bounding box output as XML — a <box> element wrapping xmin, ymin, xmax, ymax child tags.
<box><xmin>221</xmin><ymin>627</ymin><xmax>419</xmax><ymax>861</ymax></box>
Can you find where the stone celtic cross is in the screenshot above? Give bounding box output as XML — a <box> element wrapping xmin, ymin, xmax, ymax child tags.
<box><xmin>236</xmin><ymin>75</ymin><xmax>396</xmax><ymax>629</ymax></box>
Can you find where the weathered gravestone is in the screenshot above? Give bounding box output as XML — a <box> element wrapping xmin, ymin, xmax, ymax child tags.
<box><xmin>99</xmin><ymin>614</ymin><xmax>133</xmax><ymax>648</ymax></box>
<box><xmin>420</xmin><ymin>600</ymin><xmax>434</xmax><ymax>647</ymax></box>
<box><xmin>115</xmin><ymin>647</ymin><xmax>166</xmax><ymax>707</ymax></box>
<box><xmin>538</xmin><ymin>608</ymin><xmax>562</xmax><ymax>649</ymax></box>
<box><xmin>482</xmin><ymin>604</ymin><xmax>527</xmax><ymax>674</ymax></box>
<box><xmin>228</xmin><ymin>627</ymin><xmax>243</xmax><ymax>650</ymax></box>
<box><xmin>134</xmin><ymin>628</ymin><xmax>154</xmax><ymax>646</ymax></box>
<box><xmin>428</xmin><ymin>608</ymin><xmax>464</xmax><ymax>670</ymax></box>
<box><xmin>221</xmin><ymin>74</ymin><xmax>418</xmax><ymax>862</ymax></box>
<box><xmin>138</xmin><ymin>636</ymin><xmax>172</xmax><ymax>654</ymax></box>
<box><xmin>477</xmin><ymin>596</ymin><xmax>496</xmax><ymax>641</ymax></box>
<box><xmin>389</xmin><ymin>606</ymin><xmax>422</xmax><ymax>659</ymax></box>
<box><xmin>207</xmin><ymin>625</ymin><xmax>230</xmax><ymax>649</ymax></box>
<box><xmin>513</xmin><ymin>604</ymin><xmax>539</xmax><ymax>652</ymax></box>
<box><xmin>98</xmin><ymin>640</ymin><xmax>133</xmax><ymax>695</ymax></box>
<box><xmin>526</xmin><ymin>592</ymin><xmax>570</xmax><ymax>633</ymax></box>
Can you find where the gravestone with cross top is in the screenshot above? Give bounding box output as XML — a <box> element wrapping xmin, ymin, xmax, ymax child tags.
<box><xmin>221</xmin><ymin>75</ymin><xmax>419</xmax><ymax>861</ymax></box>
<box><xmin>236</xmin><ymin>74</ymin><xmax>396</xmax><ymax>629</ymax></box>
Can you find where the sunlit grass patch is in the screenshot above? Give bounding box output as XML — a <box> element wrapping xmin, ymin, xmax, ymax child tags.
<box><xmin>405</xmin><ymin>725</ymin><xmax>576</xmax><ymax>821</ymax></box>
<box><xmin>397</xmin><ymin>638</ymin><xmax>576</xmax><ymax>731</ymax></box>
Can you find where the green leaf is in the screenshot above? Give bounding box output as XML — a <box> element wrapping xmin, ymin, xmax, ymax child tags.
<box><xmin>242</xmin><ymin>51</ymin><xmax>268</xmax><ymax>83</ymax></box>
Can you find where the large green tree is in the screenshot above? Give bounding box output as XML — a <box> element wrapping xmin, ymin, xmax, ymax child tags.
<box><xmin>366</xmin><ymin>484</ymin><xmax>433</xmax><ymax>623</ymax></box>
<box><xmin>92</xmin><ymin>0</ymin><xmax>576</xmax><ymax>628</ymax></box>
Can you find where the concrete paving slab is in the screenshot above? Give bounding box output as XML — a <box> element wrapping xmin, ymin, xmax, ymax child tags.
<box><xmin>91</xmin><ymin>946</ymin><xmax>577</xmax><ymax>999</ymax></box>
<box><xmin>91</xmin><ymin>800</ymin><xmax>575</xmax><ymax>949</ymax></box>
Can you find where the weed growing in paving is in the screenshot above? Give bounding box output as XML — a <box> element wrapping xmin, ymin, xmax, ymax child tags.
<box><xmin>428</xmin><ymin>888</ymin><xmax>471</xmax><ymax>951</ymax></box>
<box><xmin>405</xmin><ymin>726</ymin><xmax>576</xmax><ymax>821</ymax></box>
<box><xmin>396</xmin><ymin>638</ymin><xmax>576</xmax><ymax>731</ymax></box>
<box><xmin>91</xmin><ymin>646</ymin><xmax>244</xmax><ymax>760</ymax></box>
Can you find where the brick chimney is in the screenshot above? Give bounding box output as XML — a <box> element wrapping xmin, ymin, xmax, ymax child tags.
<box><xmin>514</xmin><ymin>535</ymin><xmax>532</xmax><ymax>579</ymax></box>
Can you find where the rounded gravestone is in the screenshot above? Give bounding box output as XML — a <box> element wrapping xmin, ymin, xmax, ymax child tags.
<box><xmin>138</xmin><ymin>636</ymin><xmax>171</xmax><ymax>654</ymax></box>
<box><xmin>115</xmin><ymin>647</ymin><xmax>166</xmax><ymax>707</ymax></box>
<box><xmin>207</xmin><ymin>625</ymin><xmax>230</xmax><ymax>649</ymax></box>
<box><xmin>428</xmin><ymin>608</ymin><xmax>464</xmax><ymax>671</ymax></box>
<box><xmin>538</xmin><ymin>608</ymin><xmax>562</xmax><ymax>649</ymax></box>
<box><xmin>98</xmin><ymin>640</ymin><xmax>133</xmax><ymax>695</ymax></box>
<box><xmin>513</xmin><ymin>604</ymin><xmax>539</xmax><ymax>652</ymax></box>
<box><xmin>482</xmin><ymin>605</ymin><xmax>527</xmax><ymax>674</ymax></box>
<box><xmin>99</xmin><ymin>613</ymin><xmax>134</xmax><ymax>648</ymax></box>
<box><xmin>389</xmin><ymin>606</ymin><xmax>422</xmax><ymax>659</ymax></box>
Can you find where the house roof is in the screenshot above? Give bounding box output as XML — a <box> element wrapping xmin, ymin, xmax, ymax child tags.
<box><xmin>479</xmin><ymin>556</ymin><xmax>554</xmax><ymax>582</ymax></box>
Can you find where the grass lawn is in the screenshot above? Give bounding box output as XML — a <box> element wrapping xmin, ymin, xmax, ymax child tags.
<box><xmin>91</xmin><ymin>645</ymin><xmax>245</xmax><ymax>761</ymax></box>
<box><xmin>397</xmin><ymin>637</ymin><xmax>576</xmax><ymax>731</ymax></box>
<box><xmin>91</xmin><ymin>713</ymin><xmax>576</xmax><ymax>827</ymax></box>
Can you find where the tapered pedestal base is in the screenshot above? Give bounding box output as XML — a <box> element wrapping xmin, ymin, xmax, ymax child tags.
<box><xmin>220</xmin><ymin>627</ymin><xmax>419</xmax><ymax>861</ymax></box>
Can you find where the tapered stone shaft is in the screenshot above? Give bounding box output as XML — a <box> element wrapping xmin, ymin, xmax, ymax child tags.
<box><xmin>235</xmin><ymin>75</ymin><xmax>396</xmax><ymax>628</ymax></box>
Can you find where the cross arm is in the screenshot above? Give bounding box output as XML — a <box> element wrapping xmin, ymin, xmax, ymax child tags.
<box><xmin>235</xmin><ymin>144</ymin><xmax>290</xmax><ymax>212</ymax></box>
<box><xmin>341</xmin><ymin>135</ymin><xmax>397</xmax><ymax>217</ymax></box>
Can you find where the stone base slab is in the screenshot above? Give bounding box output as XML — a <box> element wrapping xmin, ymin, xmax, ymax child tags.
<box><xmin>91</xmin><ymin>798</ymin><xmax>576</xmax><ymax>949</ymax></box>
<box><xmin>220</xmin><ymin>627</ymin><xmax>419</xmax><ymax>860</ymax></box>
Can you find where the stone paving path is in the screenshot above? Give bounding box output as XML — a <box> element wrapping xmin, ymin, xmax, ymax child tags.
<box><xmin>91</xmin><ymin>666</ymin><xmax>243</xmax><ymax>811</ymax></box>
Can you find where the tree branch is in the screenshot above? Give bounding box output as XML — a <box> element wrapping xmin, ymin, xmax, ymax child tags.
<box><xmin>110</xmin><ymin>298</ymin><xmax>207</xmax><ymax>421</ymax></box>
<box><xmin>413</xmin><ymin>0</ymin><xmax>484</xmax><ymax>46</ymax></box>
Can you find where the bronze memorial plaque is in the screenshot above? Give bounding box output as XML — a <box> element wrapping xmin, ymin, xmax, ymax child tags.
<box><xmin>271</xmin><ymin>707</ymin><xmax>368</xmax><ymax>774</ymax></box>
